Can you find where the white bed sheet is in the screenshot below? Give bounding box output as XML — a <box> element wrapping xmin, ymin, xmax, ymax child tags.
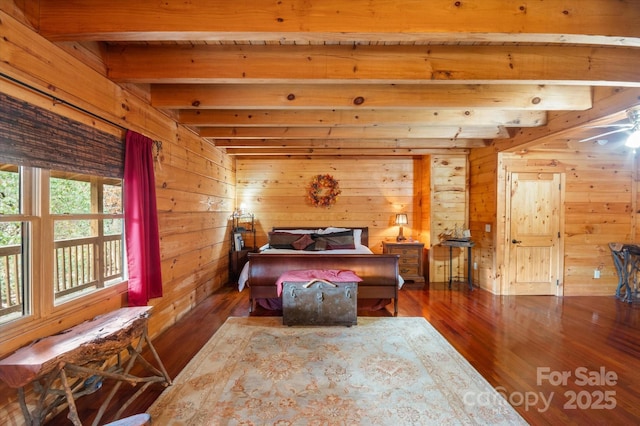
<box><xmin>237</xmin><ymin>245</ymin><xmax>404</xmax><ymax>292</ymax></box>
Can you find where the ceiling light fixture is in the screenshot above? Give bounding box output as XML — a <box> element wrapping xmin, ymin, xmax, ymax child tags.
<box><xmin>625</xmin><ymin>108</ymin><xmax>640</xmax><ymax>148</ymax></box>
<box><xmin>625</xmin><ymin>128</ymin><xmax>640</xmax><ymax>148</ymax></box>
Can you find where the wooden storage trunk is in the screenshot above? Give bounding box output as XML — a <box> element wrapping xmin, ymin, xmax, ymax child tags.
<box><xmin>282</xmin><ymin>279</ymin><xmax>357</xmax><ymax>326</ymax></box>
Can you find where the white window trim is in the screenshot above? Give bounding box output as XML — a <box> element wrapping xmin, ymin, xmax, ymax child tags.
<box><xmin>0</xmin><ymin>167</ymin><xmax>128</xmax><ymax>356</ymax></box>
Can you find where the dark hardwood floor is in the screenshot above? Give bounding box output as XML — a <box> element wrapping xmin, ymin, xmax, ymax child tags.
<box><xmin>46</xmin><ymin>282</ymin><xmax>640</xmax><ymax>425</ymax></box>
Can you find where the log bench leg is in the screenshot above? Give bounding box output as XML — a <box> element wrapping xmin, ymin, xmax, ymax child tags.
<box><xmin>18</xmin><ymin>363</ymin><xmax>80</xmax><ymax>426</ymax></box>
<box><xmin>91</xmin><ymin>327</ymin><xmax>171</xmax><ymax>426</ymax></box>
<box><xmin>58</xmin><ymin>365</ymin><xmax>82</xmax><ymax>426</ymax></box>
<box><xmin>15</xmin><ymin>327</ymin><xmax>171</xmax><ymax>426</ymax></box>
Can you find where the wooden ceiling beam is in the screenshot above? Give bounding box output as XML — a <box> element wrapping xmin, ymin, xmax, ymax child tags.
<box><xmin>212</xmin><ymin>139</ymin><xmax>488</xmax><ymax>149</ymax></box>
<box><xmin>37</xmin><ymin>0</ymin><xmax>640</xmax><ymax>46</ymax></box>
<box><xmin>106</xmin><ymin>45</ymin><xmax>640</xmax><ymax>86</ymax></box>
<box><xmin>178</xmin><ymin>109</ymin><xmax>546</xmax><ymax>128</ymax></box>
<box><xmin>224</xmin><ymin>148</ymin><xmax>469</xmax><ymax>156</ymax></box>
<box><xmin>199</xmin><ymin>126</ymin><xmax>509</xmax><ymax>139</ymax></box>
<box><xmin>496</xmin><ymin>86</ymin><xmax>640</xmax><ymax>152</ymax></box>
<box><xmin>152</xmin><ymin>84</ymin><xmax>592</xmax><ymax>110</ymax></box>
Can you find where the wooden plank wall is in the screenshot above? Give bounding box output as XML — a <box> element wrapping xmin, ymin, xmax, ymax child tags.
<box><xmin>498</xmin><ymin>140</ymin><xmax>637</xmax><ymax>296</ymax></box>
<box><xmin>0</xmin><ymin>9</ymin><xmax>234</xmax><ymax>421</ymax></box>
<box><xmin>236</xmin><ymin>155</ymin><xmax>474</xmax><ymax>286</ymax></box>
<box><xmin>428</xmin><ymin>155</ymin><xmax>471</xmax><ymax>284</ymax></box>
<box><xmin>235</xmin><ymin>155</ymin><xmax>472</xmax><ymax>285</ymax></box>
<box><xmin>469</xmin><ymin>140</ymin><xmax>638</xmax><ymax>296</ymax></box>
<box><xmin>0</xmin><ymin>7</ymin><xmax>235</xmax><ymax>352</ymax></box>
<box><xmin>152</xmin><ymin>128</ymin><xmax>235</xmax><ymax>334</ymax></box>
<box><xmin>469</xmin><ymin>87</ymin><xmax>640</xmax><ymax>296</ymax></box>
<box><xmin>468</xmin><ymin>148</ymin><xmax>499</xmax><ymax>292</ymax></box>
<box><xmin>419</xmin><ymin>156</ymin><xmax>432</xmax><ymax>276</ymax></box>
<box><xmin>235</xmin><ymin>157</ymin><xmax>423</xmax><ymax>253</ymax></box>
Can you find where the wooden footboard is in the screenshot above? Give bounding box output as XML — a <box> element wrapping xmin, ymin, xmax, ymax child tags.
<box><xmin>247</xmin><ymin>253</ymin><xmax>400</xmax><ymax>315</ymax></box>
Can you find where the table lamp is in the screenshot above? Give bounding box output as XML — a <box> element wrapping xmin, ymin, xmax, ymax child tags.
<box><xmin>395</xmin><ymin>214</ymin><xmax>408</xmax><ymax>242</ymax></box>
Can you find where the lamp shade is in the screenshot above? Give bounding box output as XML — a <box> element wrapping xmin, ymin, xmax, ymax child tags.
<box><xmin>395</xmin><ymin>214</ymin><xmax>408</xmax><ymax>225</ymax></box>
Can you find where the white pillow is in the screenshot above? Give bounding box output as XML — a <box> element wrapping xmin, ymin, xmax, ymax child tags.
<box><xmin>353</xmin><ymin>229</ymin><xmax>363</xmax><ymax>246</ymax></box>
<box><xmin>272</xmin><ymin>228</ymin><xmax>317</xmax><ymax>234</ymax></box>
<box><xmin>318</xmin><ymin>227</ymin><xmax>350</xmax><ymax>234</ymax></box>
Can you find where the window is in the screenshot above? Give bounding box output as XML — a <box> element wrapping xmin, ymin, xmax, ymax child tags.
<box><xmin>0</xmin><ymin>164</ymin><xmax>125</xmax><ymax>325</ymax></box>
<box><xmin>0</xmin><ymin>165</ymin><xmax>28</xmax><ymax>323</ymax></box>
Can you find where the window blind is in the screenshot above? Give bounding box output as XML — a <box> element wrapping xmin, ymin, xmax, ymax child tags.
<box><xmin>0</xmin><ymin>92</ymin><xmax>124</xmax><ymax>177</ymax></box>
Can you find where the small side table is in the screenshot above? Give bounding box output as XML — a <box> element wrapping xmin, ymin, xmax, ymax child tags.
<box><xmin>382</xmin><ymin>241</ymin><xmax>425</xmax><ymax>283</ymax></box>
<box><xmin>441</xmin><ymin>239</ymin><xmax>475</xmax><ymax>290</ymax></box>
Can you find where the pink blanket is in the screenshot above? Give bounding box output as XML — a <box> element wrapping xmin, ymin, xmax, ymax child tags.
<box><xmin>256</xmin><ymin>269</ymin><xmax>389</xmax><ymax>312</ymax></box>
<box><xmin>276</xmin><ymin>269</ymin><xmax>363</xmax><ymax>296</ymax></box>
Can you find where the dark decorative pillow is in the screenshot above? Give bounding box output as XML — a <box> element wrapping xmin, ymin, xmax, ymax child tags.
<box><xmin>292</xmin><ymin>234</ymin><xmax>315</xmax><ymax>250</ymax></box>
<box><xmin>309</xmin><ymin>238</ymin><xmax>327</xmax><ymax>251</ymax></box>
<box><xmin>314</xmin><ymin>230</ymin><xmax>355</xmax><ymax>250</ymax></box>
<box><xmin>268</xmin><ymin>232</ymin><xmax>301</xmax><ymax>249</ymax></box>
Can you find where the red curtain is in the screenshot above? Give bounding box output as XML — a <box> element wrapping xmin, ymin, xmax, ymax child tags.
<box><xmin>124</xmin><ymin>130</ymin><xmax>163</xmax><ymax>306</ymax></box>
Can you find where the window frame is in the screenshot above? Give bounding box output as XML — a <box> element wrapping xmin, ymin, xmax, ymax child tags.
<box><xmin>0</xmin><ymin>166</ymin><xmax>128</xmax><ymax>344</ymax></box>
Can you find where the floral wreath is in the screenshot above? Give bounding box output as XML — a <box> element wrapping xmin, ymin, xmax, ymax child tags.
<box><xmin>307</xmin><ymin>174</ymin><xmax>341</xmax><ymax>208</ymax></box>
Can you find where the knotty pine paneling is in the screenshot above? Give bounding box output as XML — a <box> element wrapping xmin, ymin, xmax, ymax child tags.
<box><xmin>499</xmin><ymin>142</ymin><xmax>637</xmax><ymax>296</ymax></box>
<box><xmin>469</xmin><ymin>147</ymin><xmax>499</xmax><ymax>293</ymax></box>
<box><xmin>0</xmin><ymin>133</ymin><xmax>234</xmax><ymax>421</ymax></box>
<box><xmin>154</xmin><ymin>135</ymin><xmax>235</xmax><ymax>325</ymax></box>
<box><xmin>419</xmin><ymin>156</ymin><xmax>432</xmax><ymax>280</ymax></box>
<box><xmin>235</xmin><ymin>157</ymin><xmax>424</xmax><ymax>254</ymax></box>
<box><xmin>0</xmin><ymin>14</ymin><xmax>235</xmax><ymax>418</ymax></box>
<box><xmin>429</xmin><ymin>154</ymin><xmax>470</xmax><ymax>284</ymax></box>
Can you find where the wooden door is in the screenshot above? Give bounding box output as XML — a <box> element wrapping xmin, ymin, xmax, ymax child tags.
<box><xmin>507</xmin><ymin>172</ymin><xmax>562</xmax><ymax>295</ymax></box>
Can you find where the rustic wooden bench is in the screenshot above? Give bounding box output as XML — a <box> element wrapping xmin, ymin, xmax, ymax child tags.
<box><xmin>0</xmin><ymin>307</ymin><xmax>171</xmax><ymax>426</ymax></box>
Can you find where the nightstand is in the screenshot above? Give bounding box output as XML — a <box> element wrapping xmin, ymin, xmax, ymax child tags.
<box><xmin>382</xmin><ymin>241</ymin><xmax>425</xmax><ymax>283</ymax></box>
<box><xmin>229</xmin><ymin>213</ymin><xmax>256</xmax><ymax>284</ymax></box>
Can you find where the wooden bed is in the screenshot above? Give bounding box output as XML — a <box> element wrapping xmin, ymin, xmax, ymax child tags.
<box><xmin>245</xmin><ymin>227</ymin><xmax>401</xmax><ymax>316</ymax></box>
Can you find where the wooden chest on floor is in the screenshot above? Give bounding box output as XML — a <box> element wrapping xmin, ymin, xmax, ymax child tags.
<box><xmin>282</xmin><ymin>280</ymin><xmax>357</xmax><ymax>326</ymax></box>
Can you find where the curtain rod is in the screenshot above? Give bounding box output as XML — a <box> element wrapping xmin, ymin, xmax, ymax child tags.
<box><xmin>0</xmin><ymin>71</ymin><xmax>128</xmax><ymax>132</ymax></box>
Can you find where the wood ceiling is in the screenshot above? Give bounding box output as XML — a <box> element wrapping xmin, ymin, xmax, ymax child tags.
<box><xmin>21</xmin><ymin>0</ymin><xmax>640</xmax><ymax>156</ymax></box>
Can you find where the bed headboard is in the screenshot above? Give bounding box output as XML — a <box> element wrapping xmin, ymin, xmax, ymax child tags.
<box><xmin>271</xmin><ymin>227</ymin><xmax>369</xmax><ymax>247</ymax></box>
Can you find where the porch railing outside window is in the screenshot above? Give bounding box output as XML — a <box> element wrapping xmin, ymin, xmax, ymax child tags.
<box><xmin>0</xmin><ymin>164</ymin><xmax>126</xmax><ymax>325</ymax></box>
<box><xmin>53</xmin><ymin>234</ymin><xmax>123</xmax><ymax>300</ymax></box>
<box><xmin>0</xmin><ymin>244</ymin><xmax>22</xmax><ymax>317</ymax></box>
<box><xmin>1</xmin><ymin>236</ymin><xmax>123</xmax><ymax>314</ymax></box>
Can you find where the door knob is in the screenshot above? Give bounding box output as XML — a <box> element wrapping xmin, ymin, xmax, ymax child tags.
<box><xmin>512</xmin><ymin>239</ymin><xmax>522</xmax><ymax>244</ymax></box>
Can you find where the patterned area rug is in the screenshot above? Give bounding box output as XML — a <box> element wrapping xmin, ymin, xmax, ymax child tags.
<box><xmin>148</xmin><ymin>317</ymin><xmax>526</xmax><ymax>425</ymax></box>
